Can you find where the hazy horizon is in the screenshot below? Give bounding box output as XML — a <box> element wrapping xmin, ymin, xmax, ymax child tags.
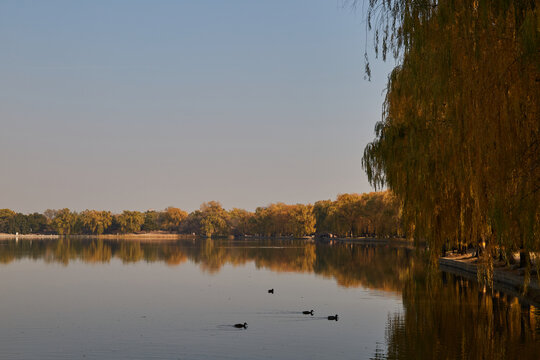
<box><xmin>0</xmin><ymin>0</ymin><xmax>394</xmax><ymax>214</ymax></box>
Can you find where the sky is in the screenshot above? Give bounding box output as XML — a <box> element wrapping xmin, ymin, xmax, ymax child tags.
<box><xmin>0</xmin><ymin>0</ymin><xmax>395</xmax><ymax>214</ymax></box>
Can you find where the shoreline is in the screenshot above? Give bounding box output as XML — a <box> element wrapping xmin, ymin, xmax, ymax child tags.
<box><xmin>439</xmin><ymin>254</ymin><xmax>540</xmax><ymax>306</ymax></box>
<box><xmin>0</xmin><ymin>233</ymin><xmax>59</xmax><ymax>239</ymax></box>
<box><xmin>2</xmin><ymin>233</ymin><xmax>537</xmax><ymax>304</ymax></box>
<box><xmin>0</xmin><ymin>233</ymin><xmax>408</xmax><ymax>242</ymax></box>
<box><xmin>0</xmin><ymin>233</ymin><xmax>195</xmax><ymax>240</ymax></box>
<box><xmin>0</xmin><ymin>234</ymin><xmax>415</xmax><ymax>248</ymax></box>
<box><xmin>326</xmin><ymin>236</ymin><xmax>412</xmax><ymax>244</ymax></box>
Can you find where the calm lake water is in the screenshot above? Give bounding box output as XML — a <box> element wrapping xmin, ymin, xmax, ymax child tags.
<box><xmin>0</xmin><ymin>238</ymin><xmax>539</xmax><ymax>359</ymax></box>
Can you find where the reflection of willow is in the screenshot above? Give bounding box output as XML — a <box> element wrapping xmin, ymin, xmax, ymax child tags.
<box><xmin>373</xmin><ymin>268</ymin><xmax>540</xmax><ymax>360</ymax></box>
<box><xmin>49</xmin><ymin>238</ymin><xmax>75</xmax><ymax>265</ymax></box>
<box><xmin>117</xmin><ymin>242</ymin><xmax>144</xmax><ymax>263</ymax></box>
<box><xmin>81</xmin><ymin>239</ymin><xmax>111</xmax><ymax>263</ymax></box>
<box><xmin>3</xmin><ymin>238</ymin><xmax>539</xmax><ymax>356</ymax></box>
<box><xmin>314</xmin><ymin>244</ymin><xmax>421</xmax><ymax>291</ymax></box>
<box><xmin>188</xmin><ymin>239</ymin><xmax>318</xmax><ymax>274</ymax></box>
<box><xmin>0</xmin><ymin>239</ymin><xmax>418</xmax><ymax>292</ymax></box>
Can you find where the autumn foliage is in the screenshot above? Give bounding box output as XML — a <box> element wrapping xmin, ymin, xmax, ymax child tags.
<box><xmin>362</xmin><ymin>1</ymin><xmax>539</xmax><ymax>261</ymax></box>
<box><xmin>0</xmin><ymin>191</ymin><xmax>401</xmax><ymax>238</ymax></box>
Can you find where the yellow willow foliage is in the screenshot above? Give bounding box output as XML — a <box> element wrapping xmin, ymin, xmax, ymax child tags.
<box><xmin>161</xmin><ymin>207</ymin><xmax>188</xmax><ymax>232</ymax></box>
<box><xmin>313</xmin><ymin>191</ymin><xmax>402</xmax><ymax>237</ymax></box>
<box><xmin>363</xmin><ymin>0</ymin><xmax>539</xmax><ymax>254</ymax></box>
<box><xmin>80</xmin><ymin>210</ymin><xmax>113</xmax><ymax>235</ymax></box>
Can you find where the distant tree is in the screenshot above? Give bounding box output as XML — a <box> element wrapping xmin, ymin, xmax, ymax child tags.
<box><xmin>52</xmin><ymin>208</ymin><xmax>77</xmax><ymax>235</ymax></box>
<box><xmin>141</xmin><ymin>210</ymin><xmax>161</xmax><ymax>232</ymax></box>
<box><xmin>0</xmin><ymin>210</ymin><xmax>49</xmax><ymax>234</ymax></box>
<box><xmin>265</xmin><ymin>203</ymin><xmax>293</xmax><ymax>236</ymax></box>
<box><xmin>289</xmin><ymin>204</ymin><xmax>316</xmax><ymax>238</ymax></box>
<box><xmin>0</xmin><ymin>192</ymin><xmax>401</xmax><ymax>238</ymax></box>
<box><xmin>43</xmin><ymin>209</ymin><xmax>58</xmax><ymax>222</ymax></box>
<box><xmin>25</xmin><ymin>213</ymin><xmax>49</xmax><ymax>234</ymax></box>
<box><xmin>253</xmin><ymin>206</ymin><xmax>271</xmax><ymax>236</ymax></box>
<box><xmin>199</xmin><ymin>201</ymin><xmax>230</xmax><ymax>237</ymax></box>
<box><xmin>116</xmin><ymin>211</ymin><xmax>145</xmax><ymax>234</ymax></box>
<box><xmin>0</xmin><ymin>209</ymin><xmax>16</xmax><ymax>233</ymax></box>
<box><xmin>179</xmin><ymin>210</ymin><xmax>202</xmax><ymax>235</ymax></box>
<box><xmin>3</xmin><ymin>213</ymin><xmax>30</xmax><ymax>234</ymax></box>
<box><xmin>251</xmin><ymin>203</ymin><xmax>315</xmax><ymax>237</ymax></box>
<box><xmin>161</xmin><ymin>207</ymin><xmax>188</xmax><ymax>232</ymax></box>
<box><xmin>333</xmin><ymin>194</ymin><xmax>364</xmax><ymax>237</ymax></box>
<box><xmin>80</xmin><ymin>210</ymin><xmax>113</xmax><ymax>235</ymax></box>
<box><xmin>313</xmin><ymin>200</ymin><xmax>335</xmax><ymax>235</ymax></box>
<box><xmin>367</xmin><ymin>192</ymin><xmax>401</xmax><ymax>237</ymax></box>
<box><xmin>228</xmin><ymin>208</ymin><xmax>253</xmax><ymax>236</ymax></box>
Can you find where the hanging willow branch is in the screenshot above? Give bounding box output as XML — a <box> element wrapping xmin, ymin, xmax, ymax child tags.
<box><xmin>359</xmin><ymin>0</ymin><xmax>540</xmax><ymax>281</ymax></box>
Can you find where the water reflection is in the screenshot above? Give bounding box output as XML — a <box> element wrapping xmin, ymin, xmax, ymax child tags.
<box><xmin>0</xmin><ymin>238</ymin><xmax>415</xmax><ymax>291</ymax></box>
<box><xmin>1</xmin><ymin>238</ymin><xmax>539</xmax><ymax>359</ymax></box>
<box><xmin>374</xmin><ymin>268</ymin><xmax>540</xmax><ymax>360</ymax></box>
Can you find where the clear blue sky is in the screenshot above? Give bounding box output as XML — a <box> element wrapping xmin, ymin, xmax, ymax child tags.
<box><xmin>0</xmin><ymin>0</ymin><xmax>394</xmax><ymax>213</ymax></box>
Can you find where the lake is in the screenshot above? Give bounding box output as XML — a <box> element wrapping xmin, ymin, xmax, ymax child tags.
<box><xmin>0</xmin><ymin>238</ymin><xmax>539</xmax><ymax>359</ymax></box>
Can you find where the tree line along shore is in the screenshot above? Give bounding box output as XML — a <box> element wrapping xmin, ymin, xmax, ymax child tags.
<box><xmin>0</xmin><ymin>191</ymin><xmax>401</xmax><ymax>238</ymax></box>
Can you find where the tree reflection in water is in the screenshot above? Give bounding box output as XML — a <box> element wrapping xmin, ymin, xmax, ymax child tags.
<box><xmin>373</xmin><ymin>267</ymin><xmax>540</xmax><ymax>360</ymax></box>
<box><xmin>0</xmin><ymin>238</ymin><xmax>538</xmax><ymax>358</ymax></box>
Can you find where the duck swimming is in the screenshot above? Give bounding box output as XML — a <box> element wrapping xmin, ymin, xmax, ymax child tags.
<box><xmin>234</xmin><ymin>322</ymin><xmax>248</xmax><ymax>328</ymax></box>
<box><xmin>268</xmin><ymin>289</ymin><xmax>274</xmax><ymax>294</ymax></box>
<box><xmin>327</xmin><ymin>314</ymin><xmax>338</xmax><ymax>321</ymax></box>
<box><xmin>302</xmin><ymin>310</ymin><xmax>314</xmax><ymax>315</ymax></box>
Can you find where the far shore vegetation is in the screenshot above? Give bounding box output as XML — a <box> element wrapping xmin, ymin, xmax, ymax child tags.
<box><xmin>0</xmin><ymin>191</ymin><xmax>401</xmax><ymax>239</ymax></box>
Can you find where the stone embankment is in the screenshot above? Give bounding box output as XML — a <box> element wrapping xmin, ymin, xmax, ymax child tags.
<box><xmin>439</xmin><ymin>254</ymin><xmax>540</xmax><ymax>306</ymax></box>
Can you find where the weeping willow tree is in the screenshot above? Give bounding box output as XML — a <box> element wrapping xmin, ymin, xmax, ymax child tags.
<box><xmin>361</xmin><ymin>0</ymin><xmax>539</xmax><ymax>276</ymax></box>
